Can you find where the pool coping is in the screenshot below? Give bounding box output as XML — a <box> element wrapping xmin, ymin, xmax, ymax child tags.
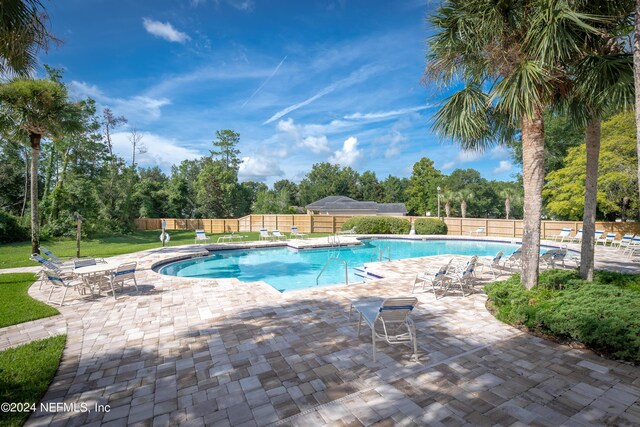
<box><xmin>147</xmin><ymin>235</ymin><xmax>572</xmax><ymax>293</ymax></box>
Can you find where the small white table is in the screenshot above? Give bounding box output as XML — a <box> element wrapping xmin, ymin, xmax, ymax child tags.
<box><xmin>74</xmin><ymin>262</ymin><xmax>121</xmax><ymax>299</ymax></box>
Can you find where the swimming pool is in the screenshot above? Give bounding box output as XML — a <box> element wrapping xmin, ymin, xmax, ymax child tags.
<box><xmin>157</xmin><ymin>238</ymin><xmax>522</xmax><ymax>292</ymax></box>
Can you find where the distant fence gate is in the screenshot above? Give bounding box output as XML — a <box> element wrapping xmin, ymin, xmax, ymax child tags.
<box><xmin>134</xmin><ymin>215</ymin><xmax>640</xmax><ymax>239</ymax></box>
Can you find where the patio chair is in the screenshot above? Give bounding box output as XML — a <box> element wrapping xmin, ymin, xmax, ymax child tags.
<box><xmin>271</xmin><ymin>230</ymin><xmax>287</xmax><ymax>240</ymax></box>
<box><xmin>109</xmin><ymin>262</ymin><xmax>138</xmax><ymax>294</ymax></box>
<box><xmin>443</xmin><ymin>257</ymin><xmax>478</xmax><ymax>296</ymax></box>
<box><xmin>31</xmin><ymin>254</ymin><xmax>75</xmax><ymax>289</ymax></box>
<box><xmin>195</xmin><ymin>229</ymin><xmax>211</xmax><ymax>244</ymax></box>
<box><xmin>613</xmin><ymin>234</ymin><xmax>634</xmax><ymax>251</ymax></box>
<box><xmin>470</xmin><ymin>227</ymin><xmax>486</xmax><ymax>236</ymax></box>
<box><xmin>503</xmin><ymin>247</ymin><xmax>522</xmax><ymax>270</ymax></box>
<box><xmin>74</xmin><ymin>258</ymin><xmax>96</xmax><ymax>268</ymax></box>
<box><xmin>622</xmin><ymin>236</ymin><xmax>640</xmax><ymax>258</ymax></box>
<box><xmin>569</xmin><ymin>229</ymin><xmax>583</xmax><ymax>243</ymax></box>
<box><xmin>479</xmin><ymin>251</ymin><xmax>504</xmax><ymax>280</ymax></box>
<box><xmin>259</xmin><ymin>228</ymin><xmax>273</xmax><ymax>240</ymax></box>
<box><xmin>217</xmin><ymin>231</ymin><xmax>247</xmax><ymax>243</ymax></box>
<box><xmin>549</xmin><ymin>228</ymin><xmax>572</xmax><ymax>242</ymax></box>
<box><xmin>596</xmin><ymin>232</ymin><xmax>616</xmax><ymax>246</ymax></box>
<box><xmin>412</xmin><ymin>259</ymin><xmax>452</xmax><ymax>296</ymax></box>
<box><xmin>339</xmin><ymin>227</ymin><xmax>357</xmax><ymax>235</ymax></box>
<box><xmin>290</xmin><ymin>226</ymin><xmax>307</xmax><ymax>239</ymax></box>
<box><xmin>44</xmin><ymin>269</ymin><xmax>84</xmax><ymax>306</ymax></box>
<box><xmin>40</xmin><ymin>246</ymin><xmax>75</xmax><ymax>267</ymax></box>
<box><xmin>540</xmin><ymin>248</ymin><xmax>567</xmax><ymax>269</ymax></box>
<box><xmin>349</xmin><ymin>297</ymin><xmax>418</xmax><ymax>362</ymax></box>
<box><xmin>593</xmin><ymin>230</ymin><xmax>605</xmax><ymax>245</ymax></box>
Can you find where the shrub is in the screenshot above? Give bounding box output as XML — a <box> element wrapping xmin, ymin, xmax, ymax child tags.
<box><xmin>413</xmin><ymin>218</ymin><xmax>447</xmax><ymax>235</ymax></box>
<box><xmin>341</xmin><ymin>216</ymin><xmax>411</xmax><ymax>234</ymax></box>
<box><xmin>0</xmin><ymin>211</ymin><xmax>29</xmax><ymax>243</ymax></box>
<box><xmin>485</xmin><ymin>269</ymin><xmax>640</xmax><ymax>364</ymax></box>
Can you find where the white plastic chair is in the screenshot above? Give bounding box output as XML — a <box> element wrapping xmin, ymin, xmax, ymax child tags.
<box><xmin>444</xmin><ymin>257</ymin><xmax>478</xmax><ymax>296</ymax></box>
<box><xmin>614</xmin><ymin>234</ymin><xmax>634</xmax><ymax>250</ymax></box>
<box><xmin>412</xmin><ymin>259</ymin><xmax>452</xmax><ymax>296</ymax></box>
<box><xmin>271</xmin><ymin>230</ymin><xmax>287</xmax><ymax>240</ymax></box>
<box><xmin>479</xmin><ymin>251</ymin><xmax>504</xmax><ymax>279</ymax></box>
<box><xmin>570</xmin><ymin>229</ymin><xmax>583</xmax><ymax>243</ymax></box>
<box><xmin>259</xmin><ymin>228</ymin><xmax>273</xmax><ymax>241</ymax></box>
<box><xmin>504</xmin><ymin>247</ymin><xmax>522</xmax><ymax>269</ymax></box>
<box><xmin>290</xmin><ymin>226</ymin><xmax>307</xmax><ymax>239</ymax></box>
<box><xmin>349</xmin><ymin>297</ymin><xmax>418</xmax><ymax>362</ymax></box>
<box><xmin>470</xmin><ymin>227</ymin><xmax>485</xmax><ymax>236</ymax></box>
<box><xmin>109</xmin><ymin>262</ymin><xmax>138</xmax><ymax>295</ymax></box>
<box><xmin>550</xmin><ymin>228</ymin><xmax>572</xmax><ymax>242</ymax></box>
<box><xmin>195</xmin><ymin>229</ymin><xmax>211</xmax><ymax>244</ymax></box>
<box><xmin>597</xmin><ymin>232</ymin><xmax>616</xmax><ymax>246</ymax></box>
<box><xmin>44</xmin><ymin>270</ymin><xmax>83</xmax><ymax>306</ymax></box>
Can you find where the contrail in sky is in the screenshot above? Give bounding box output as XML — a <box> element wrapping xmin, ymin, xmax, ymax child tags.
<box><xmin>241</xmin><ymin>56</ymin><xmax>287</xmax><ymax>107</ymax></box>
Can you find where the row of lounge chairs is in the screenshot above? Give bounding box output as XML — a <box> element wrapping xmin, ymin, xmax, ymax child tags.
<box><xmin>195</xmin><ymin>227</ymin><xmax>309</xmax><ymax>244</ymax></box>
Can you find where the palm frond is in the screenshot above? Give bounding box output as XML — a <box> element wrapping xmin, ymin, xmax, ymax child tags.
<box><xmin>573</xmin><ymin>54</ymin><xmax>634</xmax><ymax>111</ymax></box>
<box><xmin>493</xmin><ymin>60</ymin><xmax>553</xmax><ymax>122</ymax></box>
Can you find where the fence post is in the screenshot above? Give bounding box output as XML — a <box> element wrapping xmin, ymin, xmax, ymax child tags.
<box><xmin>485</xmin><ymin>219</ymin><xmax>488</xmax><ymax>236</ymax></box>
<box><xmin>460</xmin><ymin>218</ymin><xmax>463</xmax><ymax>235</ymax></box>
<box><xmin>310</xmin><ymin>215</ymin><xmax>314</xmax><ymax>233</ymax></box>
<box><xmin>542</xmin><ymin>221</ymin><xmax>546</xmax><ymax>239</ymax></box>
<box><xmin>513</xmin><ymin>220</ymin><xmax>516</xmax><ymax>237</ymax></box>
<box><xmin>332</xmin><ymin>216</ymin><xmax>336</xmax><ymax>233</ymax></box>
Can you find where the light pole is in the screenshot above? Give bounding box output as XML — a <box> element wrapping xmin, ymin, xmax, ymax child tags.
<box><xmin>437</xmin><ymin>186</ymin><xmax>441</xmax><ymax>219</ymax></box>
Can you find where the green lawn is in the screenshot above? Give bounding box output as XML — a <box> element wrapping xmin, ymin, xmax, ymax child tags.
<box><xmin>0</xmin><ymin>336</ymin><xmax>66</xmax><ymax>427</ymax></box>
<box><xmin>0</xmin><ymin>230</ymin><xmax>332</xmax><ymax>269</ymax></box>
<box><xmin>0</xmin><ymin>274</ymin><xmax>59</xmax><ymax>328</ymax></box>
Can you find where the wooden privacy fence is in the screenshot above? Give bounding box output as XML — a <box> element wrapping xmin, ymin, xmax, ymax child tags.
<box><xmin>134</xmin><ymin>215</ymin><xmax>640</xmax><ymax>239</ymax></box>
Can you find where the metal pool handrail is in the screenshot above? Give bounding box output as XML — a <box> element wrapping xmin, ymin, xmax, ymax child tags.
<box><xmin>316</xmin><ymin>257</ymin><xmax>348</xmax><ymax>286</ymax></box>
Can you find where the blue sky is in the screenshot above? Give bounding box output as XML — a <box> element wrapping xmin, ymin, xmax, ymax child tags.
<box><xmin>40</xmin><ymin>0</ymin><xmax>518</xmax><ymax>184</ymax></box>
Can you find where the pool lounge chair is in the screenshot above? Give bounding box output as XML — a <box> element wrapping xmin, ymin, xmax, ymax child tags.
<box><xmin>443</xmin><ymin>257</ymin><xmax>478</xmax><ymax>296</ymax></box>
<box><xmin>504</xmin><ymin>248</ymin><xmax>522</xmax><ymax>269</ymax></box>
<box><xmin>271</xmin><ymin>230</ymin><xmax>287</xmax><ymax>240</ymax></box>
<box><xmin>470</xmin><ymin>227</ymin><xmax>486</xmax><ymax>236</ymax></box>
<box><xmin>40</xmin><ymin>246</ymin><xmax>76</xmax><ymax>267</ymax></box>
<box><xmin>412</xmin><ymin>259</ymin><xmax>452</xmax><ymax>296</ymax></box>
<box><xmin>540</xmin><ymin>248</ymin><xmax>566</xmax><ymax>269</ymax></box>
<box><xmin>549</xmin><ymin>228</ymin><xmax>572</xmax><ymax>242</ymax></box>
<box><xmin>613</xmin><ymin>234</ymin><xmax>634</xmax><ymax>251</ymax></box>
<box><xmin>217</xmin><ymin>232</ymin><xmax>247</xmax><ymax>243</ymax></box>
<box><xmin>623</xmin><ymin>236</ymin><xmax>640</xmax><ymax>258</ymax></box>
<box><xmin>596</xmin><ymin>232</ymin><xmax>616</xmax><ymax>246</ymax></box>
<box><xmin>593</xmin><ymin>230</ymin><xmax>605</xmax><ymax>245</ymax></box>
<box><xmin>259</xmin><ymin>228</ymin><xmax>273</xmax><ymax>241</ymax></box>
<box><xmin>290</xmin><ymin>226</ymin><xmax>307</xmax><ymax>239</ymax></box>
<box><xmin>570</xmin><ymin>229</ymin><xmax>583</xmax><ymax>243</ymax></box>
<box><xmin>195</xmin><ymin>229</ymin><xmax>211</xmax><ymax>244</ymax></box>
<box><xmin>479</xmin><ymin>251</ymin><xmax>503</xmax><ymax>280</ymax></box>
<box><xmin>349</xmin><ymin>297</ymin><xmax>418</xmax><ymax>362</ymax></box>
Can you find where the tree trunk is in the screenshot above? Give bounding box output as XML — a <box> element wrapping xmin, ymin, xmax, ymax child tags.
<box><xmin>21</xmin><ymin>146</ymin><xmax>29</xmax><ymax>218</ymax></box>
<box><xmin>461</xmin><ymin>201</ymin><xmax>467</xmax><ymax>218</ymax></box>
<box><xmin>30</xmin><ymin>133</ymin><xmax>41</xmax><ymax>254</ymax></box>
<box><xmin>521</xmin><ymin>112</ymin><xmax>545</xmax><ymax>289</ymax></box>
<box><xmin>580</xmin><ymin>116</ymin><xmax>601</xmax><ymax>281</ymax></box>
<box><xmin>445</xmin><ymin>202</ymin><xmax>450</xmax><ymax>218</ymax></box>
<box><xmin>505</xmin><ymin>196</ymin><xmax>511</xmax><ymax>220</ymax></box>
<box><xmin>635</xmin><ymin>0</ymin><xmax>640</xmax><ymax>216</ymax></box>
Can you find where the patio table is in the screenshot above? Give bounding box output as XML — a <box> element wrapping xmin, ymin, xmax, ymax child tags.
<box><xmin>74</xmin><ymin>262</ymin><xmax>121</xmax><ymax>299</ymax></box>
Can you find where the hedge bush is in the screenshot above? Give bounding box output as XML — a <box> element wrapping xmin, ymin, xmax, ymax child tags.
<box><xmin>0</xmin><ymin>211</ymin><xmax>29</xmax><ymax>243</ymax></box>
<box><xmin>341</xmin><ymin>216</ymin><xmax>411</xmax><ymax>234</ymax></box>
<box><xmin>485</xmin><ymin>269</ymin><xmax>640</xmax><ymax>364</ymax></box>
<box><xmin>413</xmin><ymin>218</ymin><xmax>447</xmax><ymax>235</ymax></box>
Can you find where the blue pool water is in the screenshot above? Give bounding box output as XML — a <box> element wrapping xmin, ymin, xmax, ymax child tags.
<box><xmin>158</xmin><ymin>238</ymin><xmax>521</xmax><ymax>292</ymax></box>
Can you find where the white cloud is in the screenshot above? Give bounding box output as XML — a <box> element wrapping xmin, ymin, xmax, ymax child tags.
<box><xmin>142</xmin><ymin>18</ymin><xmax>190</xmax><ymax>43</ymax></box>
<box><xmin>493</xmin><ymin>160</ymin><xmax>513</xmax><ymax>175</ymax></box>
<box><xmin>263</xmin><ymin>64</ymin><xmax>380</xmax><ymax>124</ymax></box>
<box><xmin>241</xmin><ymin>56</ymin><xmax>287</xmax><ymax>107</ymax></box>
<box><xmin>227</xmin><ymin>0</ymin><xmax>254</xmax><ymax>11</ymax></box>
<box><xmin>344</xmin><ymin>105</ymin><xmax>430</xmax><ymax>121</ymax></box>
<box><xmin>329</xmin><ymin>136</ymin><xmax>361</xmax><ymax>167</ymax></box>
<box><xmin>301</xmin><ymin>135</ymin><xmax>330</xmax><ymax>153</ymax></box>
<box><xmin>69</xmin><ymin>81</ymin><xmax>170</xmax><ymax>122</ymax></box>
<box><xmin>457</xmin><ymin>149</ymin><xmax>484</xmax><ymax>163</ymax></box>
<box><xmin>110</xmin><ymin>131</ymin><xmax>202</xmax><ymax>170</ymax></box>
<box><xmin>490</xmin><ymin>145</ymin><xmax>511</xmax><ymax>159</ymax></box>
<box><xmin>238</xmin><ymin>156</ymin><xmax>284</xmax><ymax>181</ymax></box>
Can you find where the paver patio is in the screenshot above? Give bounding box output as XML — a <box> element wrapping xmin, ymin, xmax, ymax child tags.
<box><xmin>5</xmin><ymin>237</ymin><xmax>638</xmax><ymax>426</ymax></box>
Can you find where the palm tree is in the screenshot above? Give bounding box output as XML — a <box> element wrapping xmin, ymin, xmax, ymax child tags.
<box><xmin>0</xmin><ymin>78</ymin><xmax>79</xmax><ymax>253</ymax></box>
<box><xmin>568</xmin><ymin>1</ymin><xmax>634</xmax><ymax>280</ymax></box>
<box><xmin>0</xmin><ymin>0</ymin><xmax>58</xmax><ymax>76</ymax></box>
<box><xmin>635</xmin><ymin>0</ymin><xmax>640</xmax><ymax>216</ymax></box>
<box><xmin>499</xmin><ymin>189</ymin><xmax>520</xmax><ymax>220</ymax></box>
<box><xmin>426</xmin><ymin>0</ymin><xmax>603</xmax><ymax>289</ymax></box>
<box><xmin>441</xmin><ymin>189</ymin><xmax>455</xmax><ymax>217</ymax></box>
<box><xmin>457</xmin><ymin>190</ymin><xmax>474</xmax><ymax>219</ymax></box>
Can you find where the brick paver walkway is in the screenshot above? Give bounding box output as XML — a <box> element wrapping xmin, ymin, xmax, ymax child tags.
<box><xmin>4</xmin><ymin>237</ymin><xmax>637</xmax><ymax>426</ymax></box>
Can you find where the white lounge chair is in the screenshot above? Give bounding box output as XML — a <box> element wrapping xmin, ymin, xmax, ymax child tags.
<box><xmin>623</xmin><ymin>236</ymin><xmax>640</xmax><ymax>258</ymax></box>
<box><xmin>259</xmin><ymin>228</ymin><xmax>273</xmax><ymax>241</ymax></box>
<box><xmin>593</xmin><ymin>230</ymin><xmax>605</xmax><ymax>244</ymax></box>
<box><xmin>271</xmin><ymin>230</ymin><xmax>287</xmax><ymax>240</ymax></box>
<box><xmin>504</xmin><ymin>247</ymin><xmax>522</xmax><ymax>269</ymax></box>
<box><xmin>31</xmin><ymin>254</ymin><xmax>75</xmax><ymax>290</ymax></box>
<box><xmin>567</xmin><ymin>229</ymin><xmax>583</xmax><ymax>243</ymax></box>
<box><xmin>290</xmin><ymin>226</ymin><xmax>307</xmax><ymax>239</ymax></box>
<box><xmin>596</xmin><ymin>232</ymin><xmax>616</xmax><ymax>246</ymax></box>
<box><xmin>412</xmin><ymin>259</ymin><xmax>452</xmax><ymax>296</ymax></box>
<box><xmin>614</xmin><ymin>234</ymin><xmax>634</xmax><ymax>250</ymax></box>
<box><xmin>74</xmin><ymin>258</ymin><xmax>96</xmax><ymax>269</ymax></box>
<box><xmin>479</xmin><ymin>251</ymin><xmax>503</xmax><ymax>280</ymax></box>
<box><xmin>550</xmin><ymin>228</ymin><xmax>572</xmax><ymax>242</ymax></box>
<box><xmin>349</xmin><ymin>297</ymin><xmax>418</xmax><ymax>362</ymax></box>
<box><xmin>217</xmin><ymin>232</ymin><xmax>247</xmax><ymax>243</ymax></box>
<box><xmin>195</xmin><ymin>229</ymin><xmax>211</xmax><ymax>244</ymax></box>
<box><xmin>40</xmin><ymin>246</ymin><xmax>76</xmax><ymax>267</ymax></box>
<box><xmin>443</xmin><ymin>257</ymin><xmax>478</xmax><ymax>296</ymax></box>
<box><xmin>470</xmin><ymin>227</ymin><xmax>486</xmax><ymax>236</ymax></box>
<box><xmin>540</xmin><ymin>248</ymin><xmax>566</xmax><ymax>269</ymax></box>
